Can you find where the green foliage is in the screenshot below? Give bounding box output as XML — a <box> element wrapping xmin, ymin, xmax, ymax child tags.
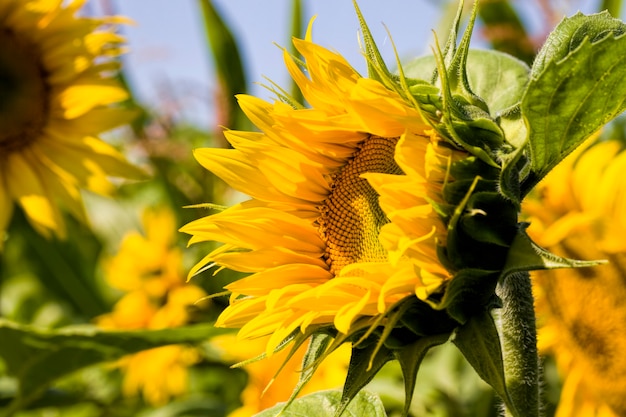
<box><xmin>522</xmin><ymin>12</ymin><xmax>626</xmax><ymax>194</ymax></box>
<box><xmin>0</xmin><ymin>319</ymin><xmax>230</xmax><ymax>413</ymax></box>
<box><xmin>503</xmin><ymin>225</ymin><xmax>606</xmax><ymax>275</ymax></box>
<box><xmin>0</xmin><ymin>209</ymin><xmax>108</xmax><ymax>322</ymax></box>
<box><xmin>253</xmin><ymin>389</ymin><xmax>387</xmax><ymax>417</ymax></box>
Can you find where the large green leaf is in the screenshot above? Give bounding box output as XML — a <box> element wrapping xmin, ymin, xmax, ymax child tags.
<box><xmin>253</xmin><ymin>389</ymin><xmax>387</xmax><ymax>417</ymax></box>
<box><xmin>522</xmin><ymin>12</ymin><xmax>626</xmax><ymax>194</ymax></box>
<box><xmin>0</xmin><ymin>319</ymin><xmax>230</xmax><ymax>411</ymax></box>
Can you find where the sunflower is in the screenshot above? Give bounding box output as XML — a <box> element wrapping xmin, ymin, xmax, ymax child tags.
<box><xmin>98</xmin><ymin>206</ymin><xmax>207</xmax><ymax>406</ymax></box>
<box><xmin>181</xmin><ymin>22</ymin><xmax>469</xmax><ymax>354</ymax></box>
<box><xmin>183</xmin><ymin>8</ymin><xmax>525</xmax><ymax>410</ymax></box>
<box><xmin>524</xmin><ymin>138</ymin><xmax>626</xmax><ymax>417</ymax></box>
<box><xmin>0</xmin><ymin>0</ymin><xmax>144</xmax><ymax>243</ymax></box>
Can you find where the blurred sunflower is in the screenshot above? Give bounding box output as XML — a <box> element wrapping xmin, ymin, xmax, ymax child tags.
<box><xmin>215</xmin><ymin>334</ymin><xmax>350</xmax><ymax>417</ymax></box>
<box><xmin>0</xmin><ymin>0</ymin><xmax>144</xmax><ymax>243</ymax></box>
<box><xmin>525</xmin><ymin>138</ymin><xmax>626</xmax><ymax>417</ymax></box>
<box><xmin>180</xmin><ymin>20</ymin><xmax>474</xmax><ymax>356</ymax></box>
<box><xmin>98</xmin><ymin>207</ymin><xmax>207</xmax><ymax>406</ymax></box>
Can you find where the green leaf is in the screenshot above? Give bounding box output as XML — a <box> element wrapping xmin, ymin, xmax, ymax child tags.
<box><xmin>0</xmin><ymin>319</ymin><xmax>229</xmax><ymax>411</ymax></box>
<box><xmin>502</xmin><ymin>225</ymin><xmax>606</xmax><ymax>276</ymax></box>
<box><xmin>279</xmin><ymin>332</ymin><xmax>333</xmax><ymax>413</ymax></box>
<box><xmin>404</xmin><ymin>50</ymin><xmax>529</xmax><ymax>118</ymax></box>
<box><xmin>522</xmin><ymin>12</ymin><xmax>626</xmax><ymax>194</ymax></box>
<box><xmin>337</xmin><ymin>343</ymin><xmax>393</xmax><ymax>417</ymax></box>
<box><xmin>253</xmin><ymin>389</ymin><xmax>387</xmax><ymax>417</ymax></box>
<box><xmin>452</xmin><ymin>311</ymin><xmax>519</xmax><ymax>417</ymax></box>
<box><xmin>531</xmin><ymin>11</ymin><xmax>626</xmax><ymax>78</ymax></box>
<box><xmin>394</xmin><ymin>334</ymin><xmax>449</xmax><ymax>417</ymax></box>
<box><xmin>438</xmin><ymin>269</ymin><xmax>501</xmax><ymax>324</ymax></box>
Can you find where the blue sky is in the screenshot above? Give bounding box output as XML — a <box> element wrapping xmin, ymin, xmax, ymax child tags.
<box><xmin>90</xmin><ymin>0</ymin><xmax>603</xmax><ymax>128</ymax></box>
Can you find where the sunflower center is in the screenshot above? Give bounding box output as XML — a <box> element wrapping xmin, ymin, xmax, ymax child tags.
<box><xmin>0</xmin><ymin>28</ymin><xmax>48</xmax><ymax>154</ymax></box>
<box><xmin>318</xmin><ymin>135</ymin><xmax>402</xmax><ymax>275</ymax></box>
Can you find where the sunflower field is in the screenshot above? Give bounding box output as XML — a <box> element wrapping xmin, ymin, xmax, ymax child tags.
<box><xmin>2</xmin><ymin>1</ymin><xmax>626</xmax><ymax>416</ymax></box>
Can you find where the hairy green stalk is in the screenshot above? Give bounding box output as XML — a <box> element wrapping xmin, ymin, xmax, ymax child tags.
<box><xmin>496</xmin><ymin>271</ymin><xmax>541</xmax><ymax>417</ymax></box>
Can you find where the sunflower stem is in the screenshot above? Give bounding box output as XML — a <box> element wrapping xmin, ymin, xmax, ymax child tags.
<box><xmin>496</xmin><ymin>271</ymin><xmax>541</xmax><ymax>417</ymax></box>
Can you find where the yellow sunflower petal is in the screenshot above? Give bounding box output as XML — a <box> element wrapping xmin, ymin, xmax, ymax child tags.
<box><xmin>5</xmin><ymin>153</ymin><xmax>61</xmax><ymax>237</ymax></box>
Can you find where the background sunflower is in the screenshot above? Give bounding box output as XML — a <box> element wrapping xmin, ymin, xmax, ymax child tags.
<box><xmin>525</xmin><ymin>137</ymin><xmax>626</xmax><ymax>417</ymax></box>
<box><xmin>0</xmin><ymin>0</ymin><xmax>144</xmax><ymax>242</ymax></box>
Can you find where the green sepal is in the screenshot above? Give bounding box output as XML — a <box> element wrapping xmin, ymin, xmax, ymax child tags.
<box><xmin>435</xmin><ymin>268</ymin><xmax>501</xmax><ymax>324</ymax></box>
<box><xmin>502</xmin><ymin>224</ymin><xmax>607</xmax><ymax>276</ymax></box>
<box><xmin>337</xmin><ymin>342</ymin><xmax>394</xmax><ymax>417</ymax></box>
<box><xmin>352</xmin><ymin>0</ymin><xmax>395</xmax><ymax>89</ymax></box>
<box><xmin>458</xmin><ymin>192</ymin><xmax>518</xmax><ymax>247</ymax></box>
<box><xmin>431</xmin><ymin>38</ymin><xmax>502</xmax><ymax>168</ymax></box>
<box><xmin>496</xmin><ymin>109</ymin><xmax>529</xmax><ymax>206</ymax></box>
<box><xmin>393</xmin><ymin>333</ymin><xmax>450</xmax><ymax>417</ymax></box>
<box><xmin>230</xmin><ymin>325</ymin><xmax>320</xmax><ymax>369</ymax></box>
<box><xmin>452</xmin><ymin>311</ymin><xmax>520</xmax><ymax>417</ymax></box>
<box><xmin>444</xmin><ymin>185</ymin><xmax>518</xmax><ymax>272</ymax></box>
<box><xmin>397</xmin><ymin>298</ymin><xmax>459</xmax><ymax>337</ymax></box>
<box><xmin>446</xmin><ymin>0</ymin><xmax>490</xmax><ymax>113</ymax></box>
<box><xmin>441</xmin><ymin>178</ymin><xmax>496</xmax><ymax>210</ymax></box>
<box><xmin>278</xmin><ymin>332</ymin><xmax>334</xmax><ymax>414</ymax></box>
<box><xmin>522</xmin><ymin>12</ymin><xmax>626</xmax><ymax>195</ymax></box>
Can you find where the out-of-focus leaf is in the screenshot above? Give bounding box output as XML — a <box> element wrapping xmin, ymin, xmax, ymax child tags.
<box><xmin>0</xmin><ymin>319</ymin><xmax>231</xmax><ymax>412</ymax></box>
<box><xmin>198</xmin><ymin>0</ymin><xmax>248</xmax><ymax>131</ymax></box>
<box><xmin>288</xmin><ymin>0</ymin><xmax>304</xmax><ymax>103</ymax></box>
<box><xmin>253</xmin><ymin>389</ymin><xmax>387</xmax><ymax>417</ymax></box>
<box><xmin>601</xmin><ymin>0</ymin><xmax>622</xmax><ymax>17</ymax></box>
<box><xmin>478</xmin><ymin>0</ymin><xmax>535</xmax><ymax>65</ymax></box>
<box><xmin>136</xmin><ymin>397</ymin><xmax>231</xmax><ymax>417</ymax></box>
<box><xmin>0</xmin><ymin>208</ymin><xmax>108</xmax><ymax>320</ymax></box>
